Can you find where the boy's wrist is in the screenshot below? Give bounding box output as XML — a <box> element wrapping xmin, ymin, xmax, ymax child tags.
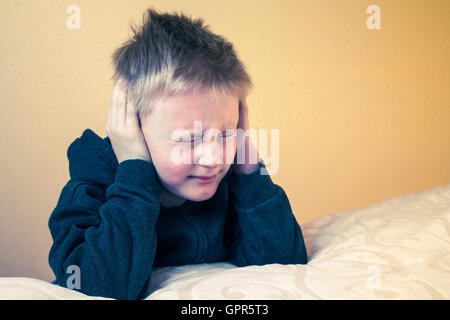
<box><xmin>114</xmin><ymin>159</ymin><xmax>162</xmax><ymax>195</ymax></box>
<box><xmin>228</xmin><ymin>159</ymin><xmax>277</xmax><ymax>207</ymax></box>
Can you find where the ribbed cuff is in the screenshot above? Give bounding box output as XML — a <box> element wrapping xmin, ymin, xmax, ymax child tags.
<box><xmin>227</xmin><ymin>160</ymin><xmax>278</xmax><ymax>208</ymax></box>
<box><xmin>114</xmin><ymin>159</ymin><xmax>162</xmax><ymax>196</ymax></box>
<box><xmin>67</xmin><ymin>129</ymin><xmax>118</xmax><ymax>186</ymax></box>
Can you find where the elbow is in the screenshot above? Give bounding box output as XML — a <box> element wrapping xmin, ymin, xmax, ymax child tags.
<box><xmin>267</xmin><ymin>243</ymin><xmax>308</xmax><ymax>265</ymax></box>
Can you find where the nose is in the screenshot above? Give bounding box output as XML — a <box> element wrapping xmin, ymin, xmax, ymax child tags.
<box><xmin>194</xmin><ymin>133</ymin><xmax>225</xmax><ymax>167</ymax></box>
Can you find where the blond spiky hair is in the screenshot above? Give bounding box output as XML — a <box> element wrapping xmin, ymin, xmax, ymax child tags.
<box><xmin>111</xmin><ymin>8</ymin><xmax>254</xmax><ymax>116</ymax></box>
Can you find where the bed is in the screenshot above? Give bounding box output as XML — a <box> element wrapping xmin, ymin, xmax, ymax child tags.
<box><xmin>1</xmin><ymin>183</ymin><xmax>449</xmax><ymax>300</ymax></box>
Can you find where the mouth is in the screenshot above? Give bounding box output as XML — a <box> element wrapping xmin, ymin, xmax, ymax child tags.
<box><xmin>189</xmin><ymin>174</ymin><xmax>217</xmax><ymax>184</ymax></box>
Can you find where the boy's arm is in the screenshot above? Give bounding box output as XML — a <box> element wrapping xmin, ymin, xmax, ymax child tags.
<box><xmin>224</xmin><ymin>160</ymin><xmax>307</xmax><ymax>266</ymax></box>
<box><xmin>48</xmin><ymin>159</ymin><xmax>161</xmax><ymax>300</ymax></box>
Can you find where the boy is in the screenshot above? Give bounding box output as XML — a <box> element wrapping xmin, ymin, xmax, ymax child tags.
<box><xmin>48</xmin><ymin>8</ymin><xmax>307</xmax><ymax>300</ymax></box>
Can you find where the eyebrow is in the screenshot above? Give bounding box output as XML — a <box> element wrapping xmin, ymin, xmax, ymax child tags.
<box><xmin>181</xmin><ymin>122</ymin><xmax>237</xmax><ymax>135</ymax></box>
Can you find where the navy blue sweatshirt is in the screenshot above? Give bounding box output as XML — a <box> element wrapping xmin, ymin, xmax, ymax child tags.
<box><xmin>48</xmin><ymin>128</ymin><xmax>307</xmax><ymax>299</ymax></box>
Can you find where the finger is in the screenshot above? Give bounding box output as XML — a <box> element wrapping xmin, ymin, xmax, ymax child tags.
<box><xmin>238</xmin><ymin>100</ymin><xmax>249</xmax><ymax>131</ymax></box>
<box><xmin>126</xmin><ymin>90</ymin><xmax>139</xmax><ymax>128</ymax></box>
<box><xmin>115</xmin><ymin>80</ymin><xmax>127</xmax><ymax>128</ymax></box>
<box><xmin>123</xmin><ymin>85</ymin><xmax>128</xmax><ymax>127</ymax></box>
<box><xmin>237</xmin><ymin>101</ymin><xmax>245</xmax><ymax>128</ymax></box>
<box><xmin>138</xmin><ymin>112</ymin><xmax>142</xmax><ymax>129</ymax></box>
<box><xmin>239</xmin><ymin>98</ymin><xmax>249</xmax><ymax>110</ymax></box>
<box><xmin>107</xmin><ymin>96</ymin><xmax>113</xmax><ymax>131</ymax></box>
<box><xmin>109</xmin><ymin>81</ymin><xmax>121</xmax><ymax>128</ymax></box>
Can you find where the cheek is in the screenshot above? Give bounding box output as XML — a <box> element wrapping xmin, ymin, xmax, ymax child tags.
<box><xmin>155</xmin><ymin>150</ymin><xmax>193</xmax><ymax>184</ymax></box>
<box><xmin>167</xmin><ymin>164</ymin><xmax>192</xmax><ymax>181</ymax></box>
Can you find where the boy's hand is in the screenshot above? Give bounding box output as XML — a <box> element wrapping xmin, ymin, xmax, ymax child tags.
<box><xmin>106</xmin><ymin>79</ymin><xmax>152</xmax><ymax>164</ymax></box>
<box><xmin>232</xmin><ymin>98</ymin><xmax>261</xmax><ymax>175</ymax></box>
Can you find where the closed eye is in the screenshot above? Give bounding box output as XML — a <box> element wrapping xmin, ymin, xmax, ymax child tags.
<box><xmin>176</xmin><ymin>130</ymin><xmax>236</xmax><ymax>143</ymax></box>
<box><xmin>178</xmin><ymin>137</ymin><xmax>201</xmax><ymax>143</ymax></box>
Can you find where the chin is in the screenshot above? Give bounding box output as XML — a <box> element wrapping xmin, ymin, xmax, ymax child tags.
<box><xmin>185</xmin><ymin>186</ymin><xmax>218</xmax><ymax>202</ymax></box>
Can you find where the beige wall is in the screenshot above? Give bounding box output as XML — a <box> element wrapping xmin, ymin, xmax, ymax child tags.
<box><xmin>0</xmin><ymin>0</ymin><xmax>449</xmax><ymax>281</ymax></box>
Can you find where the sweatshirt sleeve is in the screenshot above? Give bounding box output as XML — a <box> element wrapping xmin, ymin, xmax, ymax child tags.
<box><xmin>224</xmin><ymin>160</ymin><xmax>307</xmax><ymax>266</ymax></box>
<box><xmin>48</xmin><ymin>159</ymin><xmax>162</xmax><ymax>300</ymax></box>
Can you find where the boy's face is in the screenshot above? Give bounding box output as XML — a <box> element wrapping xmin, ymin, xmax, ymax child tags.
<box><xmin>139</xmin><ymin>88</ymin><xmax>239</xmax><ymax>205</ymax></box>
